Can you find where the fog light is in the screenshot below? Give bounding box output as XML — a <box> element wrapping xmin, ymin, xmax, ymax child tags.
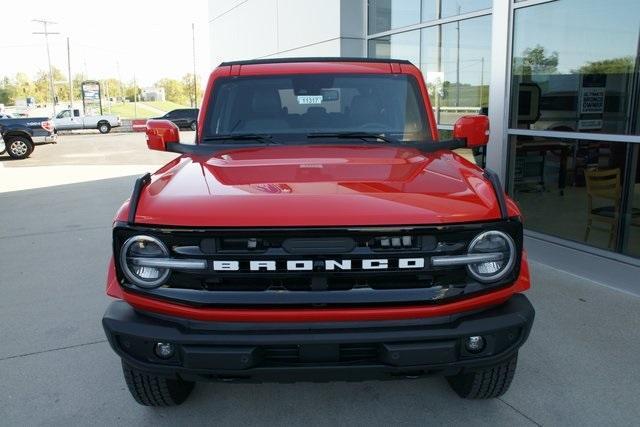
<box><xmin>465</xmin><ymin>336</ymin><xmax>485</xmax><ymax>353</ymax></box>
<box><xmin>154</xmin><ymin>342</ymin><xmax>175</xmax><ymax>359</ymax></box>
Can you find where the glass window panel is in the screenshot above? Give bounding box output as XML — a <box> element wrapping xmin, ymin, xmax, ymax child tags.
<box><xmin>510</xmin><ymin>0</ymin><xmax>640</xmax><ymax>135</ymax></box>
<box><xmin>421</xmin><ymin>0</ymin><xmax>438</xmax><ymax>22</ymax></box>
<box><xmin>420</xmin><ymin>26</ymin><xmax>440</xmax><ymax>123</ymax></box>
<box><xmin>441</xmin><ymin>0</ymin><xmax>491</xmax><ymax>18</ymax></box>
<box><xmin>368</xmin><ymin>30</ymin><xmax>421</xmax><ymax>67</ymax></box>
<box><xmin>621</xmin><ymin>145</ymin><xmax>640</xmax><ymax>257</ymax></box>
<box><xmin>426</xmin><ymin>15</ymin><xmax>491</xmax><ymax>125</ymax></box>
<box><xmin>508</xmin><ymin>135</ymin><xmax>640</xmax><ymax>256</ymax></box>
<box><xmin>368</xmin><ymin>0</ymin><xmax>421</xmax><ymax>34</ymax></box>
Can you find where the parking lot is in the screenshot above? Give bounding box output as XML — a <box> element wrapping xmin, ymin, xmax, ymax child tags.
<box><xmin>1</xmin><ymin>133</ymin><xmax>639</xmax><ymax>426</ymax></box>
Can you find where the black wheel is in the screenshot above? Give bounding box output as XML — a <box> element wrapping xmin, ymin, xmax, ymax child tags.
<box><xmin>189</xmin><ymin>121</ymin><xmax>197</xmax><ymax>131</ymax></box>
<box><xmin>122</xmin><ymin>362</ymin><xmax>195</xmax><ymax>406</ymax></box>
<box><xmin>446</xmin><ymin>353</ymin><xmax>518</xmax><ymax>399</ymax></box>
<box><xmin>5</xmin><ymin>136</ymin><xmax>34</xmax><ymax>159</ymax></box>
<box><xmin>98</xmin><ymin>122</ymin><xmax>111</xmax><ymax>134</ymax></box>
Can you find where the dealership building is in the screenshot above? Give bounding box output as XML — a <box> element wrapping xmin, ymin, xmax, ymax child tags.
<box><xmin>209</xmin><ymin>0</ymin><xmax>640</xmax><ymax>294</ymax></box>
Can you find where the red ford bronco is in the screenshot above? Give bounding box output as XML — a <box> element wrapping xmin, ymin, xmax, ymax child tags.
<box><xmin>103</xmin><ymin>58</ymin><xmax>534</xmax><ymax>406</ymax></box>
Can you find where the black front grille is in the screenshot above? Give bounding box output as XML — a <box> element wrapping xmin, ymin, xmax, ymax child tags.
<box><xmin>113</xmin><ymin>220</ymin><xmax>523</xmax><ymax>307</ymax></box>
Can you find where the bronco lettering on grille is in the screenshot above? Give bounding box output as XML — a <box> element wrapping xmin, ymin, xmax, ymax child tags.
<box><xmin>210</xmin><ymin>258</ymin><xmax>427</xmax><ymax>271</ymax></box>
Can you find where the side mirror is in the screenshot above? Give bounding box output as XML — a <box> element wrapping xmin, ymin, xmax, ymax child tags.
<box><xmin>146</xmin><ymin>119</ymin><xmax>180</xmax><ymax>151</ymax></box>
<box><xmin>453</xmin><ymin>115</ymin><xmax>489</xmax><ymax>148</ymax></box>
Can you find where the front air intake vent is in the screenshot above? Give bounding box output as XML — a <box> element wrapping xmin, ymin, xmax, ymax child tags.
<box><xmin>282</xmin><ymin>237</ymin><xmax>356</xmax><ymax>254</ymax></box>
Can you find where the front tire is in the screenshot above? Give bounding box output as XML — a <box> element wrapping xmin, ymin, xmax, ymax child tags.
<box><xmin>6</xmin><ymin>136</ymin><xmax>34</xmax><ymax>159</ymax></box>
<box><xmin>122</xmin><ymin>362</ymin><xmax>195</xmax><ymax>406</ymax></box>
<box><xmin>98</xmin><ymin>122</ymin><xmax>111</xmax><ymax>134</ymax></box>
<box><xmin>446</xmin><ymin>353</ymin><xmax>518</xmax><ymax>399</ymax></box>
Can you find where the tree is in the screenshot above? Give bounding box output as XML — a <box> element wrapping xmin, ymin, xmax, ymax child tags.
<box><xmin>0</xmin><ymin>76</ymin><xmax>17</xmax><ymax>105</ymax></box>
<box><xmin>101</xmin><ymin>78</ymin><xmax>124</xmax><ymax>101</ymax></box>
<box><xmin>181</xmin><ymin>73</ymin><xmax>204</xmax><ymax>106</ymax></box>
<box><xmin>515</xmin><ymin>45</ymin><xmax>559</xmax><ymax>76</ymax></box>
<box><xmin>156</xmin><ymin>78</ymin><xmax>188</xmax><ymax>104</ymax></box>
<box><xmin>577</xmin><ymin>56</ymin><xmax>635</xmax><ymax>74</ymax></box>
<box><xmin>31</xmin><ymin>67</ymin><xmax>68</xmax><ymax>104</ymax></box>
<box><xmin>72</xmin><ymin>73</ymin><xmax>88</xmax><ymax>101</ymax></box>
<box><xmin>14</xmin><ymin>72</ymin><xmax>36</xmax><ymax>103</ymax></box>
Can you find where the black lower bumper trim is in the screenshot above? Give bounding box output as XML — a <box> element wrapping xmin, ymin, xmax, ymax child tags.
<box><xmin>102</xmin><ymin>294</ymin><xmax>534</xmax><ymax>382</ymax></box>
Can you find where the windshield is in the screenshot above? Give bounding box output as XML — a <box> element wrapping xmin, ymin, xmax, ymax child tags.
<box><xmin>204</xmin><ymin>74</ymin><xmax>432</xmax><ymax>142</ymax></box>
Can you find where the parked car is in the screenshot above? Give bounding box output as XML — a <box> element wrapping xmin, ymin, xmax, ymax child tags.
<box><xmin>102</xmin><ymin>57</ymin><xmax>534</xmax><ymax>406</ymax></box>
<box><xmin>0</xmin><ymin>116</ymin><xmax>56</xmax><ymax>159</ymax></box>
<box><xmin>152</xmin><ymin>108</ymin><xmax>198</xmax><ymax>130</ymax></box>
<box><xmin>53</xmin><ymin>109</ymin><xmax>121</xmax><ymax>134</ymax></box>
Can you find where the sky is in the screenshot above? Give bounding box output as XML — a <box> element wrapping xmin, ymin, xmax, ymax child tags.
<box><xmin>0</xmin><ymin>0</ymin><xmax>210</xmax><ymax>87</ymax></box>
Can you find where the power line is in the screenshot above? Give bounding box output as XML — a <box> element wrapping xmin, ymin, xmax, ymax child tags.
<box><xmin>32</xmin><ymin>19</ymin><xmax>59</xmax><ymax>114</ymax></box>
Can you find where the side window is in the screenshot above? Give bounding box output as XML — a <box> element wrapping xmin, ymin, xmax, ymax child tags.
<box><xmin>165</xmin><ymin>111</ymin><xmax>174</xmax><ymax>118</ymax></box>
<box><xmin>57</xmin><ymin>110</ymin><xmax>71</xmax><ymax>118</ymax></box>
<box><xmin>73</xmin><ymin>109</ymin><xmax>80</xmax><ymax>117</ymax></box>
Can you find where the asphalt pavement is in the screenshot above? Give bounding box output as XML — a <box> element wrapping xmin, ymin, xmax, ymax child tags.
<box><xmin>0</xmin><ymin>132</ymin><xmax>639</xmax><ymax>426</ymax></box>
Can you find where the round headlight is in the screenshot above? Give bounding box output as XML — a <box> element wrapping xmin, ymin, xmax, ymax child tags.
<box><xmin>466</xmin><ymin>230</ymin><xmax>515</xmax><ymax>283</ymax></box>
<box><xmin>120</xmin><ymin>235</ymin><xmax>170</xmax><ymax>289</ymax></box>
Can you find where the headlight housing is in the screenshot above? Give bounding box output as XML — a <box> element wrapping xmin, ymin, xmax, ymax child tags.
<box><xmin>466</xmin><ymin>230</ymin><xmax>516</xmax><ymax>283</ymax></box>
<box><xmin>120</xmin><ymin>235</ymin><xmax>171</xmax><ymax>289</ymax></box>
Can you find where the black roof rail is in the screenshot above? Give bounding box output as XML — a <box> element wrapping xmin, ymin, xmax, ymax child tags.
<box><xmin>219</xmin><ymin>57</ymin><xmax>413</xmax><ymax>67</ymax></box>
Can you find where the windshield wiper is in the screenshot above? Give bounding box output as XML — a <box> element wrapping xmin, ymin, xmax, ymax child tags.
<box><xmin>306</xmin><ymin>132</ymin><xmax>399</xmax><ymax>145</ymax></box>
<box><xmin>202</xmin><ymin>134</ymin><xmax>280</xmax><ymax>144</ymax></box>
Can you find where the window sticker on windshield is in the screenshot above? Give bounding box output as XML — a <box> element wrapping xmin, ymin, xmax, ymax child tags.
<box><xmin>297</xmin><ymin>95</ymin><xmax>323</xmax><ymax>104</ymax></box>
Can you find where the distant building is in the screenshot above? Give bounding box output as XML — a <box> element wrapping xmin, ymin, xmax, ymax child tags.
<box><xmin>141</xmin><ymin>87</ymin><xmax>166</xmax><ymax>102</ymax></box>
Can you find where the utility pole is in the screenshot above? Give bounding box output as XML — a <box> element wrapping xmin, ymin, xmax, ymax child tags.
<box><xmin>480</xmin><ymin>57</ymin><xmax>484</xmax><ymax>110</ymax></box>
<box><xmin>67</xmin><ymin>37</ymin><xmax>73</xmax><ymax>109</ymax></box>
<box><xmin>455</xmin><ymin>5</ymin><xmax>460</xmax><ymax>108</ymax></box>
<box><xmin>117</xmin><ymin>61</ymin><xmax>124</xmax><ymax>102</ymax></box>
<box><xmin>192</xmin><ymin>23</ymin><xmax>197</xmax><ymax>108</ymax></box>
<box><xmin>104</xmin><ymin>80</ymin><xmax>111</xmax><ymax>113</ymax></box>
<box><xmin>32</xmin><ymin>19</ymin><xmax>59</xmax><ymax>114</ymax></box>
<box><xmin>133</xmin><ymin>73</ymin><xmax>138</xmax><ymax>118</ymax></box>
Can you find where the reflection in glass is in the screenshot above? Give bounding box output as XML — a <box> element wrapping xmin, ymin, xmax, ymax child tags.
<box><xmin>421</xmin><ymin>0</ymin><xmax>437</xmax><ymax>22</ymax></box>
<box><xmin>368</xmin><ymin>30</ymin><xmax>421</xmax><ymax>67</ymax></box>
<box><xmin>510</xmin><ymin>0</ymin><xmax>640</xmax><ymax>135</ymax></box>
<box><xmin>508</xmin><ymin>135</ymin><xmax>640</xmax><ymax>256</ymax></box>
<box><xmin>368</xmin><ymin>0</ymin><xmax>421</xmax><ymax>34</ymax></box>
<box><xmin>621</xmin><ymin>145</ymin><xmax>640</xmax><ymax>257</ymax></box>
<box><xmin>440</xmin><ymin>0</ymin><xmax>491</xmax><ymax>18</ymax></box>
<box><xmin>421</xmin><ymin>15</ymin><xmax>491</xmax><ymax>125</ymax></box>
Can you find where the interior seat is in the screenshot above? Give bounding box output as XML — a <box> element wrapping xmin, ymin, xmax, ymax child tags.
<box><xmin>238</xmin><ymin>88</ymin><xmax>289</xmax><ymax>132</ymax></box>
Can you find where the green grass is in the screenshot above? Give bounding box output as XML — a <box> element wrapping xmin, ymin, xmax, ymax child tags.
<box><xmin>104</xmin><ymin>101</ymin><xmax>191</xmax><ymax>119</ymax></box>
<box><xmin>145</xmin><ymin>101</ymin><xmax>189</xmax><ymax>111</ymax></box>
<box><xmin>106</xmin><ymin>103</ymin><xmax>163</xmax><ymax>119</ymax></box>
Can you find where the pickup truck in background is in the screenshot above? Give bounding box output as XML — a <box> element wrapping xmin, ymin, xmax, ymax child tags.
<box><xmin>0</xmin><ymin>116</ymin><xmax>56</xmax><ymax>159</ymax></box>
<box><xmin>53</xmin><ymin>109</ymin><xmax>121</xmax><ymax>134</ymax></box>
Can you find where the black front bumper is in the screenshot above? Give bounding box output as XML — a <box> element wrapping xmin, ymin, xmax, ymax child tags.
<box><xmin>102</xmin><ymin>294</ymin><xmax>534</xmax><ymax>382</ymax></box>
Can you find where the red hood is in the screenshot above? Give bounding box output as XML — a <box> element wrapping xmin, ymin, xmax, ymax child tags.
<box><xmin>121</xmin><ymin>145</ymin><xmax>506</xmax><ymax>227</ymax></box>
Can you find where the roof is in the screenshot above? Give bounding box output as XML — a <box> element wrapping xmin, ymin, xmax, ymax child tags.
<box><xmin>219</xmin><ymin>57</ymin><xmax>413</xmax><ymax>67</ymax></box>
